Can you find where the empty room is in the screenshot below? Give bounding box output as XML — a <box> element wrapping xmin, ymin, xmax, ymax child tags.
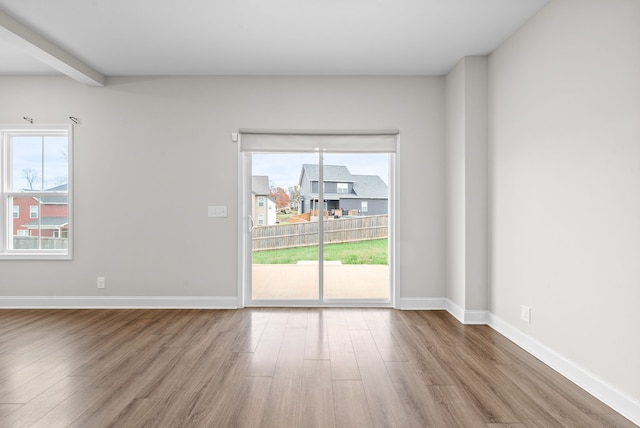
<box><xmin>0</xmin><ymin>0</ymin><xmax>639</xmax><ymax>426</ymax></box>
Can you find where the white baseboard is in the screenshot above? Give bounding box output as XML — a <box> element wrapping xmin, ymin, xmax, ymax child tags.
<box><xmin>0</xmin><ymin>296</ymin><xmax>239</xmax><ymax>309</ymax></box>
<box><xmin>487</xmin><ymin>313</ymin><xmax>640</xmax><ymax>426</ymax></box>
<box><xmin>400</xmin><ymin>298</ymin><xmax>488</xmax><ymax>324</ymax></box>
<box><xmin>444</xmin><ymin>299</ymin><xmax>488</xmax><ymax>325</ymax></box>
<box><xmin>400</xmin><ymin>298</ymin><xmax>639</xmax><ymax>425</ymax></box>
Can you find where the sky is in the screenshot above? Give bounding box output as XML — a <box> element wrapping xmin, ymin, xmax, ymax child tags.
<box><xmin>11</xmin><ymin>136</ymin><xmax>68</xmax><ymax>191</ymax></box>
<box><xmin>251</xmin><ymin>153</ymin><xmax>390</xmax><ymax>190</ymax></box>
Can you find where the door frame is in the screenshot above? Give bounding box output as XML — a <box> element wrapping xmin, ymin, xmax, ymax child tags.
<box><xmin>236</xmin><ymin>129</ymin><xmax>401</xmax><ymax>308</ymax></box>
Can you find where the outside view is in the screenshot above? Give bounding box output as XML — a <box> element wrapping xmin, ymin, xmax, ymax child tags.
<box><xmin>251</xmin><ymin>153</ymin><xmax>390</xmax><ymax>301</ymax></box>
<box><xmin>8</xmin><ymin>134</ymin><xmax>69</xmax><ymax>250</ymax></box>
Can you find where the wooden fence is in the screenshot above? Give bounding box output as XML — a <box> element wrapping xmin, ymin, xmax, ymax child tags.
<box><xmin>252</xmin><ymin>214</ymin><xmax>388</xmax><ymax>251</ymax></box>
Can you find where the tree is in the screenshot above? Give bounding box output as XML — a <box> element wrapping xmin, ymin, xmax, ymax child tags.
<box><xmin>269</xmin><ymin>187</ymin><xmax>290</xmax><ymax>210</ymax></box>
<box><xmin>288</xmin><ymin>185</ymin><xmax>301</xmax><ymax>212</ymax></box>
<box><xmin>22</xmin><ymin>168</ymin><xmax>39</xmax><ymax>190</ymax></box>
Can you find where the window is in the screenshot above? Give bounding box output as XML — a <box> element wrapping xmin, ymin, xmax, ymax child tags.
<box><xmin>1</xmin><ymin>125</ymin><xmax>72</xmax><ymax>259</ymax></box>
<box><xmin>258</xmin><ymin>196</ymin><xmax>265</xmax><ymax>207</ymax></box>
<box><xmin>337</xmin><ymin>183</ymin><xmax>348</xmax><ymax>193</ymax></box>
<box><xmin>257</xmin><ymin>214</ymin><xmax>264</xmax><ymax>225</ymax></box>
<box><xmin>361</xmin><ymin>201</ymin><xmax>368</xmax><ymax>212</ymax></box>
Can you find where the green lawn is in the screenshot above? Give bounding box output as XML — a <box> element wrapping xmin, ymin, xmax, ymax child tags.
<box><xmin>252</xmin><ymin>239</ymin><xmax>388</xmax><ymax>265</ymax></box>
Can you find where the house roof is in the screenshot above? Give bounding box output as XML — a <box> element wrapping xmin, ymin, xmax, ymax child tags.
<box><xmin>352</xmin><ymin>175</ymin><xmax>388</xmax><ymax>199</ymax></box>
<box><xmin>303</xmin><ymin>166</ymin><xmax>388</xmax><ymax>200</ymax></box>
<box><xmin>18</xmin><ymin>184</ymin><xmax>68</xmax><ymax>204</ymax></box>
<box><xmin>299</xmin><ymin>164</ymin><xmax>355</xmax><ymax>184</ymax></box>
<box><xmin>252</xmin><ymin>176</ymin><xmax>271</xmax><ymax>196</ymax></box>
<box><xmin>47</xmin><ymin>184</ymin><xmax>68</xmax><ymax>192</ymax></box>
<box><xmin>22</xmin><ymin>216</ymin><xmax>69</xmax><ymax>229</ymax></box>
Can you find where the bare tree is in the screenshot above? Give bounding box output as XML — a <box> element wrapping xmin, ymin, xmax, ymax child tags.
<box><xmin>22</xmin><ymin>168</ymin><xmax>39</xmax><ymax>190</ymax></box>
<box><xmin>288</xmin><ymin>185</ymin><xmax>301</xmax><ymax>212</ymax></box>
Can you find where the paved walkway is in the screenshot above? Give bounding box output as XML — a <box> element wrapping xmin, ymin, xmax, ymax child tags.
<box><xmin>251</xmin><ymin>263</ymin><xmax>389</xmax><ymax>300</ymax></box>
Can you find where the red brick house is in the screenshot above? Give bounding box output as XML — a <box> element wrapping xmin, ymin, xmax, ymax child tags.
<box><xmin>12</xmin><ymin>184</ymin><xmax>69</xmax><ymax>238</ymax></box>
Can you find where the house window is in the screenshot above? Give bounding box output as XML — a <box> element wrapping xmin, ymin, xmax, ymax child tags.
<box><xmin>257</xmin><ymin>214</ymin><xmax>264</xmax><ymax>225</ymax></box>
<box><xmin>361</xmin><ymin>201</ymin><xmax>368</xmax><ymax>212</ymax></box>
<box><xmin>0</xmin><ymin>126</ymin><xmax>72</xmax><ymax>259</ymax></box>
<box><xmin>337</xmin><ymin>183</ymin><xmax>348</xmax><ymax>193</ymax></box>
<box><xmin>258</xmin><ymin>196</ymin><xmax>265</xmax><ymax>207</ymax></box>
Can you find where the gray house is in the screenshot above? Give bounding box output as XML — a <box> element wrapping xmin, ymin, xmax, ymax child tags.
<box><xmin>298</xmin><ymin>164</ymin><xmax>388</xmax><ymax>216</ymax></box>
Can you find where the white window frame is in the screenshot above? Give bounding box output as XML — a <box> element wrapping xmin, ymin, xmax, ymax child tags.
<box><xmin>337</xmin><ymin>182</ymin><xmax>348</xmax><ymax>193</ymax></box>
<box><xmin>258</xmin><ymin>196</ymin><xmax>265</xmax><ymax>207</ymax></box>
<box><xmin>30</xmin><ymin>205</ymin><xmax>39</xmax><ymax>218</ymax></box>
<box><xmin>12</xmin><ymin>205</ymin><xmax>18</xmax><ymax>218</ymax></box>
<box><xmin>0</xmin><ymin>125</ymin><xmax>73</xmax><ymax>260</ymax></box>
<box><xmin>257</xmin><ymin>214</ymin><xmax>264</xmax><ymax>225</ymax></box>
<box><xmin>361</xmin><ymin>201</ymin><xmax>368</xmax><ymax>212</ymax></box>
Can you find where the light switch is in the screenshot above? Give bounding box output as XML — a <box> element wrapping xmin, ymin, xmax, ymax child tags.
<box><xmin>208</xmin><ymin>205</ymin><xmax>227</xmax><ymax>218</ymax></box>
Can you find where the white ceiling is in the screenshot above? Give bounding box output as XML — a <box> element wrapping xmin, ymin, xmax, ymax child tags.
<box><xmin>0</xmin><ymin>0</ymin><xmax>550</xmax><ymax>84</ymax></box>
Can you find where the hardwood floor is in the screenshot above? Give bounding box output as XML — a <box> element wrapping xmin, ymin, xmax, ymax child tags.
<box><xmin>0</xmin><ymin>308</ymin><xmax>635</xmax><ymax>427</ymax></box>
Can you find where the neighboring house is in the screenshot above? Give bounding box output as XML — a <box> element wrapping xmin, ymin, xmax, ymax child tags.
<box><xmin>251</xmin><ymin>176</ymin><xmax>277</xmax><ymax>226</ymax></box>
<box><xmin>298</xmin><ymin>164</ymin><xmax>388</xmax><ymax>216</ymax></box>
<box><xmin>12</xmin><ymin>184</ymin><xmax>69</xmax><ymax>238</ymax></box>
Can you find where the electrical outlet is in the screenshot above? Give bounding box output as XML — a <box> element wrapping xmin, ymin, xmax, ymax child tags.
<box><xmin>521</xmin><ymin>305</ymin><xmax>531</xmax><ymax>323</ymax></box>
<box><xmin>97</xmin><ymin>277</ymin><xmax>105</xmax><ymax>289</ymax></box>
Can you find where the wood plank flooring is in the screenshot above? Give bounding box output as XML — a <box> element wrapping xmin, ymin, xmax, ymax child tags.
<box><xmin>0</xmin><ymin>308</ymin><xmax>635</xmax><ymax>427</ymax></box>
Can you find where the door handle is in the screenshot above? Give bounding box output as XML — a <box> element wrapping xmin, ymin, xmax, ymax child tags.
<box><xmin>248</xmin><ymin>215</ymin><xmax>254</xmax><ymax>232</ymax></box>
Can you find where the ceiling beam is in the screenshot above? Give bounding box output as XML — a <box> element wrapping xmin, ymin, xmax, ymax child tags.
<box><xmin>0</xmin><ymin>10</ymin><xmax>104</xmax><ymax>87</ymax></box>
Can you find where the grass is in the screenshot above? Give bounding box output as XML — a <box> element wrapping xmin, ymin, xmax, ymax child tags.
<box><xmin>252</xmin><ymin>239</ymin><xmax>388</xmax><ymax>265</ymax></box>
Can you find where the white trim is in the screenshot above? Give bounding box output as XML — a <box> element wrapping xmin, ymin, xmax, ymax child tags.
<box><xmin>461</xmin><ymin>310</ymin><xmax>488</xmax><ymax>325</ymax></box>
<box><xmin>487</xmin><ymin>313</ymin><xmax>640</xmax><ymax>426</ymax></box>
<box><xmin>392</xmin><ymin>142</ymin><xmax>401</xmax><ymax>309</ymax></box>
<box><xmin>398</xmin><ymin>298</ymin><xmax>488</xmax><ymax>325</ymax></box>
<box><xmin>445</xmin><ymin>299</ymin><xmax>488</xmax><ymax>325</ymax></box>
<box><xmin>0</xmin><ymin>296</ymin><xmax>239</xmax><ymax>309</ymax></box>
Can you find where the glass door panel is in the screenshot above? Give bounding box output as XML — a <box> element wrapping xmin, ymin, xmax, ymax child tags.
<box><xmin>245</xmin><ymin>149</ymin><xmax>392</xmax><ymax>305</ymax></box>
<box><xmin>322</xmin><ymin>153</ymin><xmax>390</xmax><ymax>301</ymax></box>
<box><xmin>250</xmin><ymin>152</ymin><xmax>320</xmax><ymax>301</ymax></box>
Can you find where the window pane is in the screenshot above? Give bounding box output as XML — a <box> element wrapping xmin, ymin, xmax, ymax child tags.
<box><xmin>10</xmin><ymin>135</ymin><xmax>68</xmax><ymax>192</ymax></box>
<box><xmin>43</xmin><ymin>136</ymin><xmax>69</xmax><ymax>188</ymax></box>
<box><xmin>11</xmin><ymin>136</ymin><xmax>43</xmax><ymax>191</ymax></box>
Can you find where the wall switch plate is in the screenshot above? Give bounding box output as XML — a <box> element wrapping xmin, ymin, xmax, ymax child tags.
<box><xmin>208</xmin><ymin>205</ymin><xmax>227</xmax><ymax>218</ymax></box>
<box><xmin>521</xmin><ymin>305</ymin><xmax>531</xmax><ymax>323</ymax></box>
<box><xmin>97</xmin><ymin>277</ymin><xmax>105</xmax><ymax>289</ymax></box>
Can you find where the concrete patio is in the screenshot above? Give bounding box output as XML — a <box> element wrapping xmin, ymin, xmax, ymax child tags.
<box><xmin>251</xmin><ymin>262</ymin><xmax>389</xmax><ymax>300</ymax></box>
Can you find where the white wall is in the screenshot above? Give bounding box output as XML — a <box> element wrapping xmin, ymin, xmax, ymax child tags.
<box><xmin>490</xmin><ymin>0</ymin><xmax>640</xmax><ymax>407</ymax></box>
<box><xmin>0</xmin><ymin>76</ymin><xmax>445</xmax><ymax>301</ymax></box>
<box><xmin>445</xmin><ymin>59</ymin><xmax>467</xmax><ymax>308</ymax></box>
<box><xmin>446</xmin><ymin>56</ymin><xmax>488</xmax><ymax>314</ymax></box>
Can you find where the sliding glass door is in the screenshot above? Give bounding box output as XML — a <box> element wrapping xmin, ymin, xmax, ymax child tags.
<box><xmin>239</xmin><ymin>130</ymin><xmax>397</xmax><ymax>307</ymax></box>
